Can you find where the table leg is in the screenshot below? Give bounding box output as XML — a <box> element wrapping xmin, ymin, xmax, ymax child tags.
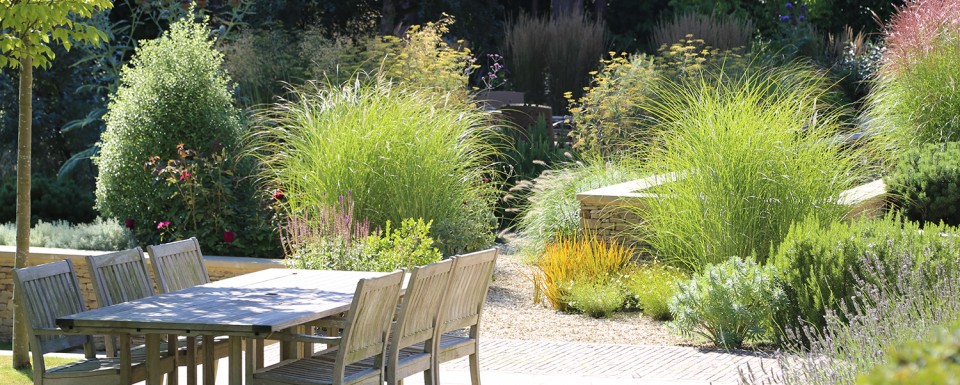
<box><xmin>229</xmin><ymin>336</ymin><xmax>243</xmax><ymax>384</ymax></box>
<box><xmin>280</xmin><ymin>327</ymin><xmax>299</xmax><ymax>361</ymax></box>
<box><xmin>167</xmin><ymin>334</ymin><xmax>180</xmax><ymax>385</ymax></box>
<box><xmin>146</xmin><ymin>334</ymin><xmax>163</xmax><ymax>385</ymax></box>
<box><xmin>186</xmin><ymin>337</ymin><xmax>198</xmax><ymax>385</ymax></box>
<box><xmin>202</xmin><ymin>335</ymin><xmax>216</xmax><ymax>385</ymax></box>
<box><xmin>119</xmin><ymin>334</ymin><xmax>132</xmax><ymax>384</ymax></box>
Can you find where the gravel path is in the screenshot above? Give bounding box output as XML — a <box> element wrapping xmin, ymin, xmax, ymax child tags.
<box><xmin>479</xmin><ymin>242</ymin><xmax>694</xmax><ymax>346</ymax></box>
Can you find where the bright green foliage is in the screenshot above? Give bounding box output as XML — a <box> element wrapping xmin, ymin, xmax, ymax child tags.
<box><xmin>565</xmin><ymin>279</ymin><xmax>626</xmax><ymax>318</ymax></box>
<box><xmin>530</xmin><ymin>231</ymin><xmax>635</xmax><ymax>312</ymax></box>
<box><xmin>568</xmin><ymin>53</ymin><xmax>659</xmax><ymax>158</ymax></box>
<box><xmin>517</xmin><ymin>160</ymin><xmax>643</xmax><ymax>254</ymax></box>
<box><xmin>870</xmin><ymin>30</ymin><xmax>960</xmax><ymax>147</ymax></box>
<box><xmin>629</xmin><ymin>63</ymin><xmax>874</xmax><ymax>271</ymax></box>
<box><xmin>857</xmin><ymin>323</ymin><xmax>960</xmax><ymax>385</ymax></box>
<box><xmin>253</xmin><ymin>79</ymin><xmax>500</xmax><ymax>257</ymax></box>
<box><xmin>668</xmin><ymin>256</ymin><xmax>785</xmax><ymax>349</ymax></box>
<box><xmin>623</xmin><ymin>262</ymin><xmax>688</xmax><ymax>320</ymax></box>
<box><xmin>95</xmin><ymin>16</ymin><xmax>270</xmax><ymax>255</ymax></box>
<box><xmin>0</xmin><ymin>219</ymin><xmax>135</xmax><ymax>251</ymax></box>
<box><xmin>887</xmin><ymin>142</ymin><xmax>960</xmax><ymax>226</ymax></box>
<box><xmin>284</xmin><ymin>218</ymin><xmax>442</xmax><ymax>272</ymax></box>
<box><xmin>770</xmin><ymin>213</ymin><xmax>960</xmax><ymax>342</ymax></box>
<box><xmin>0</xmin><ymin>0</ymin><xmax>111</xmax><ymax>69</ymax></box>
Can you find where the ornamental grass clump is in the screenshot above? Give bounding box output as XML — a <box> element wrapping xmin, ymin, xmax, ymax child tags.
<box><xmin>868</xmin><ymin>0</ymin><xmax>960</xmax><ymax>146</ymax></box>
<box><xmin>252</xmin><ymin>79</ymin><xmax>501</xmax><ymax>256</ymax></box>
<box><xmin>629</xmin><ymin>62</ymin><xmax>876</xmax><ymax>271</ymax></box>
<box><xmin>623</xmin><ymin>261</ymin><xmax>688</xmax><ymax>320</ymax></box>
<box><xmin>530</xmin><ymin>231</ymin><xmax>634</xmax><ymax>312</ymax></box>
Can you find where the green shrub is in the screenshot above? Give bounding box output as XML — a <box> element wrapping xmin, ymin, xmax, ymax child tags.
<box><xmin>566</xmin><ymin>279</ymin><xmax>626</xmax><ymax>318</ymax></box>
<box><xmin>623</xmin><ymin>262</ymin><xmax>688</xmax><ymax>320</ymax></box>
<box><xmin>887</xmin><ymin>141</ymin><xmax>960</xmax><ymax>226</ymax></box>
<box><xmin>869</xmin><ymin>1</ymin><xmax>960</xmax><ymax>147</ymax></box>
<box><xmin>95</xmin><ymin>15</ymin><xmax>277</xmax><ymax>256</ymax></box>
<box><xmin>628</xmin><ymin>63</ymin><xmax>876</xmax><ymax>271</ymax></box>
<box><xmin>516</xmin><ymin>160</ymin><xmax>643</xmax><ymax>254</ymax></box>
<box><xmin>770</xmin><ymin>213</ymin><xmax>960</xmax><ymax>343</ymax></box>
<box><xmin>254</xmin><ymin>79</ymin><xmax>500</xmax><ymax>257</ymax></box>
<box><xmin>856</xmin><ymin>323</ymin><xmax>960</xmax><ymax>385</ymax></box>
<box><xmin>504</xmin><ymin>10</ymin><xmax>605</xmax><ymax>112</ymax></box>
<box><xmin>743</xmin><ymin>232</ymin><xmax>960</xmax><ymax>385</ymax></box>
<box><xmin>668</xmin><ymin>256</ymin><xmax>785</xmax><ymax>349</ymax></box>
<box><xmin>360</xmin><ymin>218</ymin><xmax>443</xmax><ymax>271</ymax></box>
<box><xmin>0</xmin><ymin>218</ymin><xmax>136</xmax><ymax>251</ymax></box>
<box><xmin>530</xmin><ymin>231</ymin><xmax>635</xmax><ymax>312</ymax></box>
<box><xmin>0</xmin><ymin>176</ymin><xmax>96</xmax><ymax>225</ymax></box>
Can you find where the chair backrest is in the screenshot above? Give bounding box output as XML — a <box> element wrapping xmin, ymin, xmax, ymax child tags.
<box><xmin>336</xmin><ymin>270</ymin><xmax>405</xmax><ymax>379</ymax></box>
<box><xmin>86</xmin><ymin>247</ymin><xmax>155</xmax><ymax>307</ymax></box>
<box><xmin>439</xmin><ymin>248</ymin><xmax>499</xmax><ymax>333</ymax></box>
<box><xmin>391</xmin><ymin>259</ymin><xmax>455</xmax><ymax>351</ymax></box>
<box><xmin>147</xmin><ymin>237</ymin><xmax>210</xmax><ymax>293</ymax></box>
<box><xmin>13</xmin><ymin>259</ymin><xmax>91</xmax><ymax>355</ymax></box>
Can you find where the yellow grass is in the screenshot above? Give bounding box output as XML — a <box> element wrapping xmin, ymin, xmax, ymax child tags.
<box><xmin>531</xmin><ymin>231</ymin><xmax>635</xmax><ymax>311</ymax></box>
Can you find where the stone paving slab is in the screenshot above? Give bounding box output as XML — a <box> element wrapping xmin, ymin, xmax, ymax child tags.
<box><xmin>4</xmin><ymin>338</ymin><xmax>779</xmax><ymax>385</ymax></box>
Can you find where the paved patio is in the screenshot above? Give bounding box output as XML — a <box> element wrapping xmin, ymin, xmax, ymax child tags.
<box><xmin>6</xmin><ymin>338</ymin><xmax>778</xmax><ymax>384</ymax></box>
<box><xmin>109</xmin><ymin>338</ymin><xmax>777</xmax><ymax>384</ymax></box>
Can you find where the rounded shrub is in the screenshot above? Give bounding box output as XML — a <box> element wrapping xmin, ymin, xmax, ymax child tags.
<box><xmin>668</xmin><ymin>256</ymin><xmax>785</xmax><ymax>349</ymax></box>
<box><xmin>95</xmin><ymin>15</ymin><xmax>277</xmax><ymax>256</ymax></box>
<box><xmin>623</xmin><ymin>262</ymin><xmax>688</xmax><ymax>320</ymax></box>
<box><xmin>252</xmin><ymin>79</ymin><xmax>500</xmax><ymax>256</ymax></box>
<box><xmin>887</xmin><ymin>141</ymin><xmax>960</xmax><ymax>226</ymax></box>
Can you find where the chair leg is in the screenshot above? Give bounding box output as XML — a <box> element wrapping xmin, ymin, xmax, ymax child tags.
<box><xmin>167</xmin><ymin>334</ymin><xmax>180</xmax><ymax>385</ymax></box>
<box><xmin>469</xmin><ymin>352</ymin><xmax>481</xmax><ymax>385</ymax></box>
<box><xmin>202</xmin><ymin>335</ymin><xmax>217</xmax><ymax>385</ymax></box>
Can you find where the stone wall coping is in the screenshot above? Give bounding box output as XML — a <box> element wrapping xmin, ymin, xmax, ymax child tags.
<box><xmin>0</xmin><ymin>245</ymin><xmax>285</xmax><ymax>267</ymax></box>
<box><xmin>576</xmin><ymin>172</ymin><xmax>679</xmax><ymax>206</ymax></box>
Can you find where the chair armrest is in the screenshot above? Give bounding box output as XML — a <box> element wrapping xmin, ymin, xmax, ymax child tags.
<box><xmin>269</xmin><ymin>332</ymin><xmax>341</xmax><ymax>345</ymax></box>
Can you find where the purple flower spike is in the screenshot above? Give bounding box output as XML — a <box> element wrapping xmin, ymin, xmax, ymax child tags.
<box><xmin>780</xmin><ymin>15</ymin><xmax>791</xmax><ymax>21</ymax></box>
<box><xmin>785</xmin><ymin>2</ymin><xmax>794</xmax><ymax>8</ymax></box>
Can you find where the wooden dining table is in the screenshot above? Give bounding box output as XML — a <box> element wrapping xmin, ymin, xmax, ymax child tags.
<box><xmin>56</xmin><ymin>268</ymin><xmax>393</xmax><ymax>385</ymax></box>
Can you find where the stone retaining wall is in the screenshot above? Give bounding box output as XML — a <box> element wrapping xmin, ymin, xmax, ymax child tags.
<box><xmin>577</xmin><ymin>175</ymin><xmax>888</xmax><ymax>250</ymax></box>
<box><xmin>0</xmin><ymin>246</ymin><xmax>284</xmax><ymax>343</ymax></box>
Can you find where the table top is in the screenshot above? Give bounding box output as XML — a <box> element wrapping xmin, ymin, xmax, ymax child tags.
<box><xmin>57</xmin><ymin>268</ymin><xmax>390</xmax><ymax>336</ymax></box>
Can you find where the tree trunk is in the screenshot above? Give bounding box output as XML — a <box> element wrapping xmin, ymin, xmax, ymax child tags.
<box><xmin>380</xmin><ymin>0</ymin><xmax>399</xmax><ymax>36</ymax></box>
<box><xmin>12</xmin><ymin>52</ymin><xmax>33</xmax><ymax>370</ymax></box>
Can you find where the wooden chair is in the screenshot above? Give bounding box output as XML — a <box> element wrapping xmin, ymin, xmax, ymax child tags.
<box><xmin>147</xmin><ymin>237</ymin><xmax>228</xmax><ymax>384</ymax></box>
<box><xmin>147</xmin><ymin>237</ymin><xmax>210</xmax><ymax>293</ymax></box>
<box><xmin>246</xmin><ymin>270</ymin><xmax>406</xmax><ymax>385</ymax></box>
<box><xmin>85</xmin><ymin>248</ymin><xmax>155</xmax><ymax>357</ymax></box>
<box><xmin>426</xmin><ymin>248</ymin><xmax>499</xmax><ymax>385</ymax></box>
<box><xmin>12</xmin><ymin>259</ymin><xmax>159</xmax><ymax>385</ymax></box>
<box><xmin>385</xmin><ymin>258</ymin><xmax>456</xmax><ymax>385</ymax></box>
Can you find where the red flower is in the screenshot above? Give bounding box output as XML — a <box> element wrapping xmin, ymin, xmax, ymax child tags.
<box><xmin>157</xmin><ymin>221</ymin><xmax>171</xmax><ymax>230</ymax></box>
<box><xmin>272</xmin><ymin>189</ymin><xmax>285</xmax><ymax>201</ymax></box>
<box><xmin>179</xmin><ymin>172</ymin><xmax>192</xmax><ymax>181</ymax></box>
<box><xmin>223</xmin><ymin>230</ymin><xmax>236</xmax><ymax>243</ymax></box>
<box><xmin>124</xmin><ymin>219</ymin><xmax>135</xmax><ymax>229</ymax></box>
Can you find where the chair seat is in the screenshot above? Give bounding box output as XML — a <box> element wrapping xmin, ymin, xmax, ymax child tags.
<box><xmin>45</xmin><ymin>356</ymin><xmax>143</xmax><ymax>378</ymax></box>
<box><xmin>401</xmin><ymin>332</ymin><xmax>475</xmax><ymax>358</ymax></box>
<box><xmin>254</xmin><ymin>349</ymin><xmax>382</xmax><ymax>385</ymax></box>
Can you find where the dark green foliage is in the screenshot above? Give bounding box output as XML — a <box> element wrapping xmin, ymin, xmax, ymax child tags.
<box><xmin>770</xmin><ymin>214</ymin><xmax>960</xmax><ymax>343</ymax></box>
<box><xmin>0</xmin><ymin>176</ymin><xmax>96</xmax><ymax>225</ymax></box>
<box><xmin>887</xmin><ymin>142</ymin><xmax>960</xmax><ymax>226</ymax></box>
<box><xmin>856</xmin><ymin>322</ymin><xmax>960</xmax><ymax>385</ymax></box>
